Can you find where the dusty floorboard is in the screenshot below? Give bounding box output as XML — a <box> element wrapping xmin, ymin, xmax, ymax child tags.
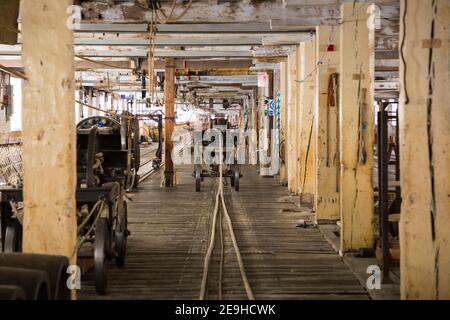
<box><xmin>79</xmin><ymin>165</ymin><xmax>369</xmax><ymax>300</ymax></box>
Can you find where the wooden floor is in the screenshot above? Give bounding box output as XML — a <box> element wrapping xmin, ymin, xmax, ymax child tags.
<box><xmin>80</xmin><ymin>164</ymin><xmax>369</xmax><ymax>300</ymax></box>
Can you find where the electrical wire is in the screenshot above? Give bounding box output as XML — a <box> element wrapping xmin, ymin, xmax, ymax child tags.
<box><xmin>156</xmin><ymin>0</ymin><xmax>193</xmax><ymax>24</ymax></box>
<box><xmin>0</xmin><ymin>64</ymin><xmax>27</xmax><ymax>80</ymax></box>
<box><xmin>75</xmin><ymin>100</ymin><xmax>133</xmax><ymax>120</ymax></box>
<box><xmin>294</xmin><ymin>3</ymin><xmax>373</xmax><ymax>84</ymax></box>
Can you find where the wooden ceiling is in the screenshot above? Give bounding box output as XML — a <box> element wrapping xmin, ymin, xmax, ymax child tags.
<box><xmin>0</xmin><ymin>0</ymin><xmax>400</xmax><ymax>99</ymax></box>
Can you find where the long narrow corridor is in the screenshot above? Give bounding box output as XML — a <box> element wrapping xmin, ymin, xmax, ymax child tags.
<box><xmin>0</xmin><ymin>0</ymin><xmax>449</xmax><ymax>305</ymax></box>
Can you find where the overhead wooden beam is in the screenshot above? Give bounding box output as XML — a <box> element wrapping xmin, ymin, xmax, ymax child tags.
<box><xmin>21</xmin><ymin>0</ymin><xmax>77</xmax><ymax>263</ymax></box>
<box><xmin>0</xmin><ymin>58</ymin><xmax>133</xmax><ymax>70</ymax></box>
<box><xmin>315</xmin><ymin>25</ymin><xmax>340</xmax><ymax>223</ymax></box>
<box><xmin>77</xmin><ymin>2</ymin><xmax>399</xmax><ymax>30</ymax></box>
<box><xmin>298</xmin><ymin>39</ymin><xmax>316</xmax><ymax>207</ymax></box>
<box><xmin>399</xmin><ymin>0</ymin><xmax>450</xmax><ymax>300</ymax></box>
<box><xmin>76</xmin><ymin>59</ymin><xmax>133</xmax><ymax>70</ymax></box>
<box><xmin>339</xmin><ymin>3</ymin><xmax>375</xmax><ymax>253</ymax></box>
<box><xmin>164</xmin><ymin>57</ymin><xmax>175</xmax><ymax>188</ymax></box>
<box><xmin>143</xmin><ymin>59</ymin><xmax>253</xmax><ymax>71</ymax></box>
<box><xmin>73</xmin><ymin>33</ymin><xmax>312</xmax><ymax>47</ymax></box>
<box><xmin>0</xmin><ymin>45</ymin><xmax>257</xmax><ymax>58</ymax></box>
<box><xmin>75</xmin><ymin>36</ymin><xmax>264</xmax><ymax>46</ymax></box>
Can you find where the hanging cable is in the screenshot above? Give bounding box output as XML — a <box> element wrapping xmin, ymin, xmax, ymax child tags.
<box><xmin>400</xmin><ymin>0</ymin><xmax>409</xmax><ymax>104</ymax></box>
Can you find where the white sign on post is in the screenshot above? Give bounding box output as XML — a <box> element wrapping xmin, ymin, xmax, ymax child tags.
<box><xmin>258</xmin><ymin>72</ymin><xmax>268</xmax><ymax>88</ymax></box>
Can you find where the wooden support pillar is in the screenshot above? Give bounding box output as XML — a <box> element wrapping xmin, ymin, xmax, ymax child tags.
<box><xmin>286</xmin><ymin>47</ymin><xmax>300</xmax><ymax>193</ymax></box>
<box><xmin>21</xmin><ymin>0</ymin><xmax>77</xmax><ymax>263</ymax></box>
<box><xmin>399</xmin><ymin>0</ymin><xmax>450</xmax><ymax>300</ymax></box>
<box><xmin>260</xmin><ymin>72</ymin><xmax>274</xmax><ymax>176</ymax></box>
<box><xmin>250</xmin><ymin>88</ymin><xmax>258</xmax><ymax>165</ymax></box>
<box><xmin>279</xmin><ymin>61</ymin><xmax>288</xmax><ymax>186</ymax></box>
<box><xmin>339</xmin><ymin>3</ymin><xmax>375</xmax><ymax>252</ymax></box>
<box><xmin>315</xmin><ymin>26</ymin><xmax>340</xmax><ymax>222</ymax></box>
<box><xmin>298</xmin><ymin>39</ymin><xmax>316</xmax><ymax>206</ymax></box>
<box><xmin>294</xmin><ymin>50</ymin><xmax>302</xmax><ymax>194</ymax></box>
<box><xmin>258</xmin><ymin>83</ymin><xmax>267</xmax><ymax>173</ymax></box>
<box><xmin>164</xmin><ymin>57</ymin><xmax>175</xmax><ymax>187</ymax></box>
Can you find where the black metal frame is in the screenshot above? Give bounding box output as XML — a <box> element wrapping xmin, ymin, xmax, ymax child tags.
<box><xmin>0</xmin><ymin>115</ymin><xmax>133</xmax><ymax>295</ymax></box>
<box><xmin>377</xmin><ymin>101</ymin><xmax>401</xmax><ymax>282</ymax></box>
<box><xmin>0</xmin><ymin>185</ymin><xmax>119</xmax><ymax>253</ymax></box>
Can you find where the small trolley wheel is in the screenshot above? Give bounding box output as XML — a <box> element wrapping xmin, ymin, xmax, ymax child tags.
<box><xmin>230</xmin><ymin>165</ymin><xmax>235</xmax><ymax>187</ymax></box>
<box><xmin>115</xmin><ymin>202</ymin><xmax>128</xmax><ymax>268</ymax></box>
<box><xmin>4</xmin><ymin>219</ymin><xmax>22</xmax><ymax>253</ymax></box>
<box><xmin>133</xmin><ymin>174</ymin><xmax>140</xmax><ymax>189</ymax></box>
<box><xmin>234</xmin><ymin>166</ymin><xmax>240</xmax><ymax>192</ymax></box>
<box><xmin>94</xmin><ymin>218</ymin><xmax>110</xmax><ymax>295</ymax></box>
<box><xmin>195</xmin><ymin>164</ymin><xmax>201</xmax><ymax>192</ymax></box>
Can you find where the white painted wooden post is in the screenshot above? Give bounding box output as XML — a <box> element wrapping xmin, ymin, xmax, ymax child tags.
<box><xmin>279</xmin><ymin>61</ymin><xmax>288</xmax><ymax>185</ymax></box>
<box><xmin>21</xmin><ymin>0</ymin><xmax>77</xmax><ymax>263</ymax></box>
<box><xmin>287</xmin><ymin>47</ymin><xmax>300</xmax><ymax>193</ymax></box>
<box><xmin>339</xmin><ymin>3</ymin><xmax>375</xmax><ymax>252</ymax></box>
<box><xmin>298</xmin><ymin>39</ymin><xmax>316</xmax><ymax>206</ymax></box>
<box><xmin>399</xmin><ymin>0</ymin><xmax>450</xmax><ymax>300</ymax></box>
<box><xmin>315</xmin><ymin>25</ymin><xmax>340</xmax><ymax>223</ymax></box>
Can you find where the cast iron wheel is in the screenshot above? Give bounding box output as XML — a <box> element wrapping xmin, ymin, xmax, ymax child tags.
<box><xmin>115</xmin><ymin>202</ymin><xmax>128</xmax><ymax>268</ymax></box>
<box><xmin>4</xmin><ymin>218</ymin><xmax>22</xmax><ymax>253</ymax></box>
<box><xmin>94</xmin><ymin>218</ymin><xmax>110</xmax><ymax>295</ymax></box>
<box><xmin>133</xmin><ymin>174</ymin><xmax>140</xmax><ymax>189</ymax></box>
<box><xmin>234</xmin><ymin>165</ymin><xmax>240</xmax><ymax>192</ymax></box>
<box><xmin>230</xmin><ymin>165</ymin><xmax>235</xmax><ymax>187</ymax></box>
<box><xmin>195</xmin><ymin>164</ymin><xmax>201</xmax><ymax>192</ymax></box>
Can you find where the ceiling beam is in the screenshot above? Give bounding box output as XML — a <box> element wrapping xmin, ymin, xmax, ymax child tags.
<box><xmin>0</xmin><ymin>43</ymin><xmax>296</xmax><ymax>58</ymax></box>
<box><xmin>73</xmin><ymin>33</ymin><xmax>312</xmax><ymax>46</ymax></box>
<box><xmin>1</xmin><ymin>58</ymin><xmax>254</xmax><ymax>70</ymax></box>
<box><xmin>78</xmin><ymin>1</ymin><xmax>398</xmax><ymax>27</ymax></box>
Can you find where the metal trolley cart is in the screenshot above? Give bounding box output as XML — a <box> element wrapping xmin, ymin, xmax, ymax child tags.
<box><xmin>194</xmin><ymin>116</ymin><xmax>242</xmax><ymax>192</ymax></box>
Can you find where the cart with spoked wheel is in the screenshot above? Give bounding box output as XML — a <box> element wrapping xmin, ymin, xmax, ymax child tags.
<box><xmin>193</xmin><ymin>116</ymin><xmax>242</xmax><ymax>192</ymax></box>
<box><xmin>0</xmin><ymin>115</ymin><xmax>136</xmax><ymax>295</ymax></box>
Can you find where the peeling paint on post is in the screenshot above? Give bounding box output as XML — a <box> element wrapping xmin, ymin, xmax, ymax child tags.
<box><xmin>315</xmin><ymin>25</ymin><xmax>340</xmax><ymax>223</ymax></box>
<box><xmin>399</xmin><ymin>0</ymin><xmax>450</xmax><ymax>300</ymax></box>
